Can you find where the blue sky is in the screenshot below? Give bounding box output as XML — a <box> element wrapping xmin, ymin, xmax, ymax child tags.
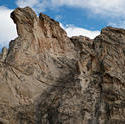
<box><xmin>0</xmin><ymin>0</ymin><xmax>125</xmax><ymax>49</ymax></box>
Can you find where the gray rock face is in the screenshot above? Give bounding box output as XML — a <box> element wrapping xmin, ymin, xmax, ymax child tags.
<box><xmin>0</xmin><ymin>7</ymin><xmax>125</xmax><ymax>124</ymax></box>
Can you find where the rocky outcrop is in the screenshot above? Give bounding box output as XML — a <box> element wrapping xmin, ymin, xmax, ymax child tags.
<box><xmin>0</xmin><ymin>7</ymin><xmax>125</xmax><ymax>124</ymax></box>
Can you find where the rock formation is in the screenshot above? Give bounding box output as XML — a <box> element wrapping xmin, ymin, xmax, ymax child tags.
<box><xmin>0</xmin><ymin>7</ymin><xmax>125</xmax><ymax>124</ymax></box>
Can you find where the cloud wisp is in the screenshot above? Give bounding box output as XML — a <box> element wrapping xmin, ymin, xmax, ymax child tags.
<box><xmin>51</xmin><ymin>0</ymin><xmax>125</xmax><ymax>16</ymax></box>
<box><xmin>16</xmin><ymin>0</ymin><xmax>39</xmax><ymax>8</ymax></box>
<box><xmin>16</xmin><ymin>0</ymin><xmax>49</xmax><ymax>12</ymax></box>
<box><xmin>16</xmin><ymin>0</ymin><xmax>125</xmax><ymax>17</ymax></box>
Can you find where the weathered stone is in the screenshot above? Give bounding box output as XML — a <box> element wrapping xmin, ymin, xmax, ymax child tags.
<box><xmin>0</xmin><ymin>7</ymin><xmax>125</xmax><ymax>124</ymax></box>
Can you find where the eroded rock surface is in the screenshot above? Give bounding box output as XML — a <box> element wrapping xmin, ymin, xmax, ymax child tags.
<box><xmin>0</xmin><ymin>7</ymin><xmax>125</xmax><ymax>124</ymax></box>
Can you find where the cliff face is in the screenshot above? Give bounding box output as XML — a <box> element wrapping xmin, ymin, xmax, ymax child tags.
<box><xmin>0</xmin><ymin>7</ymin><xmax>125</xmax><ymax>124</ymax></box>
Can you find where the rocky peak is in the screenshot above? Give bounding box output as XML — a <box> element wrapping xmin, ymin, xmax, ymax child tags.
<box><xmin>10</xmin><ymin>7</ymin><xmax>69</xmax><ymax>48</ymax></box>
<box><xmin>10</xmin><ymin>7</ymin><xmax>37</xmax><ymax>40</ymax></box>
<box><xmin>5</xmin><ymin>7</ymin><xmax>76</xmax><ymax>75</ymax></box>
<box><xmin>0</xmin><ymin>7</ymin><xmax>125</xmax><ymax>124</ymax></box>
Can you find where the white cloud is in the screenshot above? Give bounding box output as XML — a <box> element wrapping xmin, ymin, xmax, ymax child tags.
<box><xmin>0</xmin><ymin>6</ymin><xmax>17</xmax><ymax>48</ymax></box>
<box><xmin>16</xmin><ymin>0</ymin><xmax>125</xmax><ymax>17</ymax></box>
<box><xmin>51</xmin><ymin>0</ymin><xmax>125</xmax><ymax>17</ymax></box>
<box><xmin>60</xmin><ymin>24</ymin><xmax>100</xmax><ymax>39</ymax></box>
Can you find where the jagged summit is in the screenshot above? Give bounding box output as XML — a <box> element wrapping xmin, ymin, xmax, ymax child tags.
<box><xmin>0</xmin><ymin>7</ymin><xmax>125</xmax><ymax>124</ymax></box>
<box><xmin>4</xmin><ymin>7</ymin><xmax>76</xmax><ymax>76</ymax></box>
